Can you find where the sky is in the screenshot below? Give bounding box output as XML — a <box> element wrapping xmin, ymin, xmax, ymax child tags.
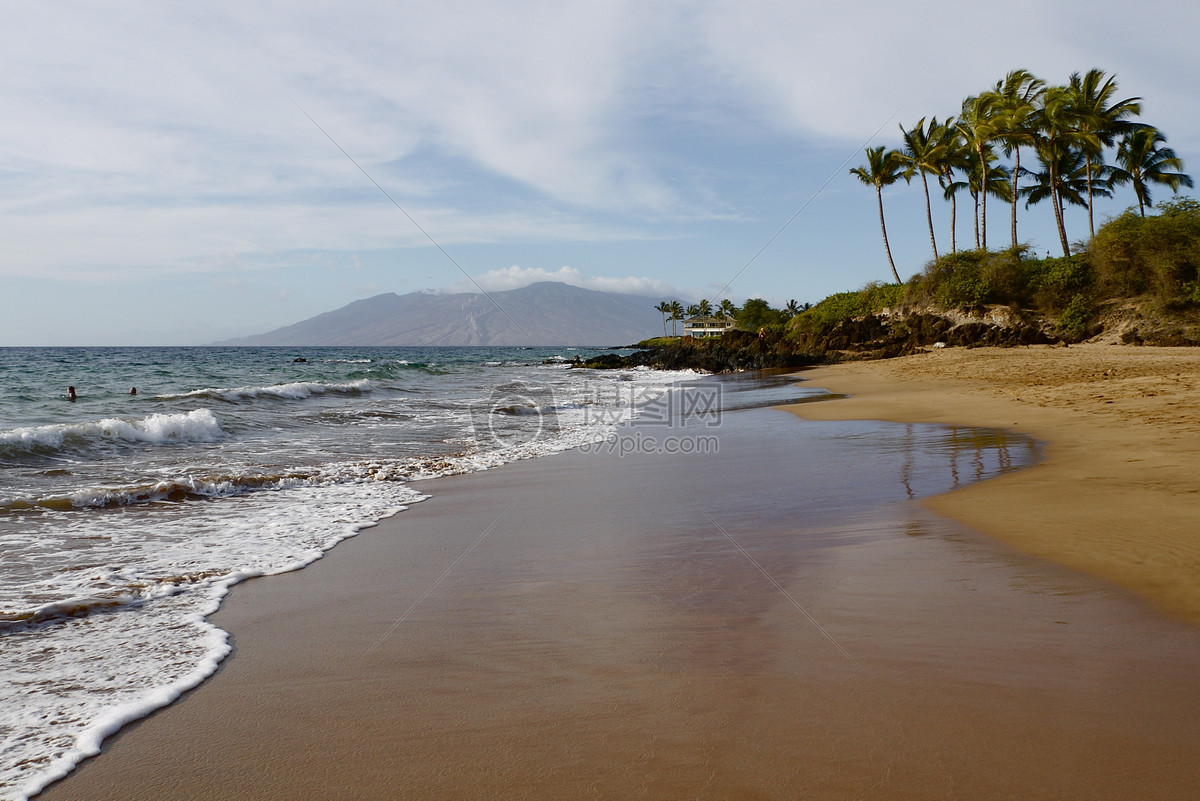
<box><xmin>2</xmin><ymin>0</ymin><xmax>1198</xmax><ymax>345</ymax></box>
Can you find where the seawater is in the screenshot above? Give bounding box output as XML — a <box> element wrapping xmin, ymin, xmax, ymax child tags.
<box><xmin>0</xmin><ymin>346</ymin><xmax>702</xmax><ymax>801</ymax></box>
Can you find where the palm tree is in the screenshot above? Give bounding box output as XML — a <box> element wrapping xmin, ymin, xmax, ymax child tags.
<box><xmin>955</xmin><ymin>146</ymin><xmax>1011</xmax><ymax>250</ymax></box>
<box><xmin>932</xmin><ymin>117</ymin><xmax>969</xmax><ymax>254</ymax></box>
<box><xmin>1029</xmin><ymin>85</ymin><xmax>1087</xmax><ymax>255</ymax></box>
<box><xmin>668</xmin><ymin>301</ymin><xmax>683</xmax><ymax>336</ymax></box>
<box><xmin>719</xmin><ymin>299</ymin><xmax>738</xmax><ymax>319</ymax></box>
<box><xmin>785</xmin><ymin>299</ymin><xmax>801</xmax><ymax>318</ymax></box>
<box><xmin>1021</xmin><ymin>145</ymin><xmax>1093</xmax><ymax>246</ymax></box>
<box><xmin>897</xmin><ymin>117</ymin><xmax>945</xmax><ymax>260</ymax></box>
<box><xmin>697</xmin><ymin>299</ymin><xmax>712</xmax><ymax>317</ymax></box>
<box><xmin>1068</xmin><ymin>69</ymin><xmax>1143</xmax><ymax>236</ymax></box>
<box><xmin>850</xmin><ymin>146</ymin><xmax>905</xmax><ymax>283</ymax></box>
<box><xmin>1108</xmin><ymin>127</ymin><xmax>1194</xmax><ymax>216</ymax></box>
<box><xmin>655</xmin><ymin>301</ymin><xmax>671</xmax><ymax>336</ymax></box>
<box><xmin>993</xmin><ymin>69</ymin><xmax>1046</xmax><ymax>248</ymax></box>
<box><xmin>957</xmin><ymin>93</ymin><xmax>1004</xmax><ymax>250</ymax></box>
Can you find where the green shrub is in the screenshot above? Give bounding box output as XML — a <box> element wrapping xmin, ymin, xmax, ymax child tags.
<box><xmin>914</xmin><ymin>252</ymin><xmax>989</xmax><ymax>307</ymax></box>
<box><xmin>1057</xmin><ymin>293</ymin><xmax>1094</xmax><ymax>341</ymax></box>
<box><xmin>910</xmin><ymin>248</ymin><xmax>1101</xmax><ymax>313</ymax></box>
<box><xmin>861</xmin><ymin>281</ymin><xmax>906</xmax><ymax>311</ymax></box>
<box><xmin>1027</xmin><ymin>256</ymin><xmax>1093</xmax><ymax>312</ymax></box>
<box><xmin>800</xmin><ymin>282</ymin><xmax>904</xmax><ymax>327</ymax></box>
<box><xmin>1090</xmin><ymin>197</ymin><xmax>1200</xmax><ymax>306</ymax></box>
<box><xmin>735</xmin><ymin>298</ymin><xmax>787</xmax><ymax>330</ymax></box>
<box><xmin>1186</xmin><ymin>281</ymin><xmax>1200</xmax><ymax>305</ymax></box>
<box><xmin>979</xmin><ymin>249</ymin><xmax>1030</xmax><ymax>304</ymax></box>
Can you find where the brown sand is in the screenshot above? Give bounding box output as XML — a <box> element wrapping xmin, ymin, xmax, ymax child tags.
<box><xmin>787</xmin><ymin>343</ymin><xmax>1200</xmax><ymax>625</ymax></box>
<box><xmin>36</xmin><ymin>374</ymin><xmax>1200</xmax><ymax>800</ymax></box>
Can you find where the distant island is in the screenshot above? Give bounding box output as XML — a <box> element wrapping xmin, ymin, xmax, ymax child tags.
<box><xmin>216</xmin><ymin>282</ymin><xmax>669</xmax><ymax>347</ymax></box>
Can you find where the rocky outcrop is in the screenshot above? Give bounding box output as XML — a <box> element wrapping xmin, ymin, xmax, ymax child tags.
<box><xmin>793</xmin><ymin>306</ymin><xmax>1055</xmax><ymax>360</ymax></box>
<box><xmin>577</xmin><ymin>307</ymin><xmax>1060</xmax><ymax>372</ymax></box>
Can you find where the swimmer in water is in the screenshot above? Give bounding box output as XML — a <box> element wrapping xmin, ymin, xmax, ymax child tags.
<box><xmin>130</xmin><ymin>387</ymin><xmax>137</xmax><ymax>395</ymax></box>
<box><xmin>67</xmin><ymin>386</ymin><xmax>77</xmax><ymax>401</ymax></box>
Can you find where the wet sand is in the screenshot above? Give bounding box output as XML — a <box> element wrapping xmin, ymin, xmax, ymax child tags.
<box><xmin>788</xmin><ymin>343</ymin><xmax>1200</xmax><ymax>625</ymax></box>
<box><xmin>38</xmin><ymin>376</ymin><xmax>1200</xmax><ymax>800</ymax></box>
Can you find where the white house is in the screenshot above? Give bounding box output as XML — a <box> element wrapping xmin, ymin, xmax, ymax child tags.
<box><xmin>683</xmin><ymin>315</ymin><xmax>735</xmax><ymax>338</ymax></box>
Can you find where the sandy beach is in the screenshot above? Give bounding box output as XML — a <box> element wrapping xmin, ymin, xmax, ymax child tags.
<box><xmin>36</xmin><ymin>352</ymin><xmax>1200</xmax><ymax>800</ymax></box>
<box><xmin>789</xmin><ymin>343</ymin><xmax>1200</xmax><ymax>625</ymax></box>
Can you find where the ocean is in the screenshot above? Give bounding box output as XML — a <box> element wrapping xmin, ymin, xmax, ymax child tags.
<box><xmin>0</xmin><ymin>347</ymin><xmax>1038</xmax><ymax>800</ymax></box>
<box><xmin>0</xmin><ymin>345</ymin><xmax>707</xmax><ymax>801</ymax></box>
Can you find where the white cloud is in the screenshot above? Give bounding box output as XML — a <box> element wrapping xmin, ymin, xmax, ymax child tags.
<box><xmin>3</xmin><ymin>0</ymin><xmax>1199</xmax><ymax>344</ymax></box>
<box><xmin>695</xmin><ymin>0</ymin><xmax>1200</xmax><ymax>145</ymax></box>
<box><xmin>448</xmin><ymin>265</ymin><xmax>684</xmax><ymax>297</ymax></box>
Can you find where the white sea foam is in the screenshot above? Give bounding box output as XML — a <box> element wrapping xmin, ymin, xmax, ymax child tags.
<box><xmin>0</xmin><ymin>364</ymin><xmax>701</xmax><ymax>801</ymax></box>
<box><xmin>0</xmin><ymin>480</ymin><xmax>427</xmax><ymax>801</ymax></box>
<box><xmin>0</xmin><ymin>409</ymin><xmax>224</xmax><ymax>458</ymax></box>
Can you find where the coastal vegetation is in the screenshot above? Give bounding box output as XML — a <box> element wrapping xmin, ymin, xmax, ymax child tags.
<box><xmin>795</xmin><ymin>195</ymin><xmax>1200</xmax><ymax>346</ymax></box>
<box><xmin>603</xmin><ymin>69</ymin><xmax>1196</xmax><ymax>372</ymax></box>
<box><xmin>852</xmin><ymin>69</ymin><xmax>1192</xmax><ymax>271</ymax></box>
<box><xmin>607</xmin><ymin>195</ymin><xmax>1200</xmax><ymax>371</ymax></box>
<box><xmin>645</xmin><ymin>296</ymin><xmax>808</xmax><ymax>341</ymax></box>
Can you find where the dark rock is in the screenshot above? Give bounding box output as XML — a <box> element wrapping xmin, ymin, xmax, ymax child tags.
<box><xmin>572</xmin><ymin>353</ymin><xmax>629</xmax><ymax>369</ymax></box>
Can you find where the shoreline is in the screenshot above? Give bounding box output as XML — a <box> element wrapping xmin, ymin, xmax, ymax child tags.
<box><xmin>785</xmin><ymin>343</ymin><xmax>1200</xmax><ymax>625</ymax></box>
<box><xmin>33</xmin><ymin>377</ymin><xmax>1200</xmax><ymax>799</ymax></box>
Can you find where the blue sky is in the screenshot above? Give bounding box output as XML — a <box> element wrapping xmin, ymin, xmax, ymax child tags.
<box><xmin>2</xmin><ymin>0</ymin><xmax>1198</xmax><ymax>345</ymax></box>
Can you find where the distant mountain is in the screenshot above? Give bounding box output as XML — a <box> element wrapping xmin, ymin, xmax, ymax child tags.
<box><xmin>216</xmin><ymin>282</ymin><xmax>668</xmax><ymax>346</ymax></box>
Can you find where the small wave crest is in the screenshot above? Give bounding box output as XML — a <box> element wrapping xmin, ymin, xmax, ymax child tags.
<box><xmin>1</xmin><ymin>471</ymin><xmax>319</xmax><ymax>513</ymax></box>
<box><xmin>0</xmin><ymin>596</ymin><xmax>134</xmax><ymax>632</ymax></box>
<box><xmin>162</xmin><ymin>379</ymin><xmax>373</xmax><ymax>403</ymax></box>
<box><xmin>0</xmin><ymin>409</ymin><xmax>224</xmax><ymax>460</ymax></box>
<box><xmin>347</xmin><ymin>360</ymin><xmax>448</xmax><ymax>379</ymax></box>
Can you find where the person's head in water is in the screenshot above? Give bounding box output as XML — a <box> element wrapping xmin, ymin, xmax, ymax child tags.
<box><xmin>130</xmin><ymin>387</ymin><xmax>137</xmax><ymax>395</ymax></box>
<box><xmin>67</xmin><ymin>386</ymin><xmax>77</xmax><ymax>401</ymax></box>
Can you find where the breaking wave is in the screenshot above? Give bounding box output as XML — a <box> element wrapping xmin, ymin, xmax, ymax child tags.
<box><xmin>0</xmin><ymin>410</ymin><xmax>225</xmax><ymax>460</ymax></box>
<box><xmin>161</xmin><ymin>379</ymin><xmax>373</xmax><ymax>403</ymax></box>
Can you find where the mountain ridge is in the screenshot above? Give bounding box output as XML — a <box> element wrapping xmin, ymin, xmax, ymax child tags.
<box><xmin>216</xmin><ymin>282</ymin><xmax>668</xmax><ymax>346</ymax></box>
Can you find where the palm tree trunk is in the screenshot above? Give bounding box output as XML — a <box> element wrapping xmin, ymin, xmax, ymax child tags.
<box><xmin>876</xmin><ymin>187</ymin><xmax>901</xmax><ymax>284</ymax></box>
<box><xmin>1049</xmin><ymin>167</ymin><xmax>1071</xmax><ymax>256</ymax></box>
<box><xmin>1086</xmin><ymin>158</ymin><xmax>1096</xmax><ymax>238</ymax></box>
<box><xmin>973</xmin><ymin>191</ymin><xmax>981</xmax><ymax>250</ymax></box>
<box><xmin>950</xmin><ymin>194</ymin><xmax>957</xmax><ymax>253</ymax></box>
<box><xmin>921</xmin><ymin>174</ymin><xmax>939</xmax><ymax>260</ymax></box>
<box><xmin>1010</xmin><ymin>148</ymin><xmax>1021</xmax><ymax>248</ymax></box>
<box><xmin>978</xmin><ymin>145</ymin><xmax>988</xmax><ymax>251</ymax></box>
<box><xmin>940</xmin><ymin>167</ymin><xmax>958</xmax><ymax>254</ymax></box>
<box><xmin>947</xmin><ymin>170</ymin><xmax>957</xmax><ymax>254</ymax></box>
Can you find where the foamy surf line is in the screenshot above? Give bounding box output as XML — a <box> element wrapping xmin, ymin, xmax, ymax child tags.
<box><xmin>1</xmin><ymin>367</ymin><xmax>702</xmax><ymax>801</ymax></box>
<box><xmin>0</xmin><ymin>409</ymin><xmax>224</xmax><ymax>459</ymax></box>
<box><xmin>2</xmin><ymin>481</ymin><xmax>428</xmax><ymax>801</ymax></box>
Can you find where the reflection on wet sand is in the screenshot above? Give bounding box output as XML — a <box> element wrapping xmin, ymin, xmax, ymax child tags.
<box><xmin>894</xmin><ymin>423</ymin><xmax>1040</xmax><ymax>498</ymax></box>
